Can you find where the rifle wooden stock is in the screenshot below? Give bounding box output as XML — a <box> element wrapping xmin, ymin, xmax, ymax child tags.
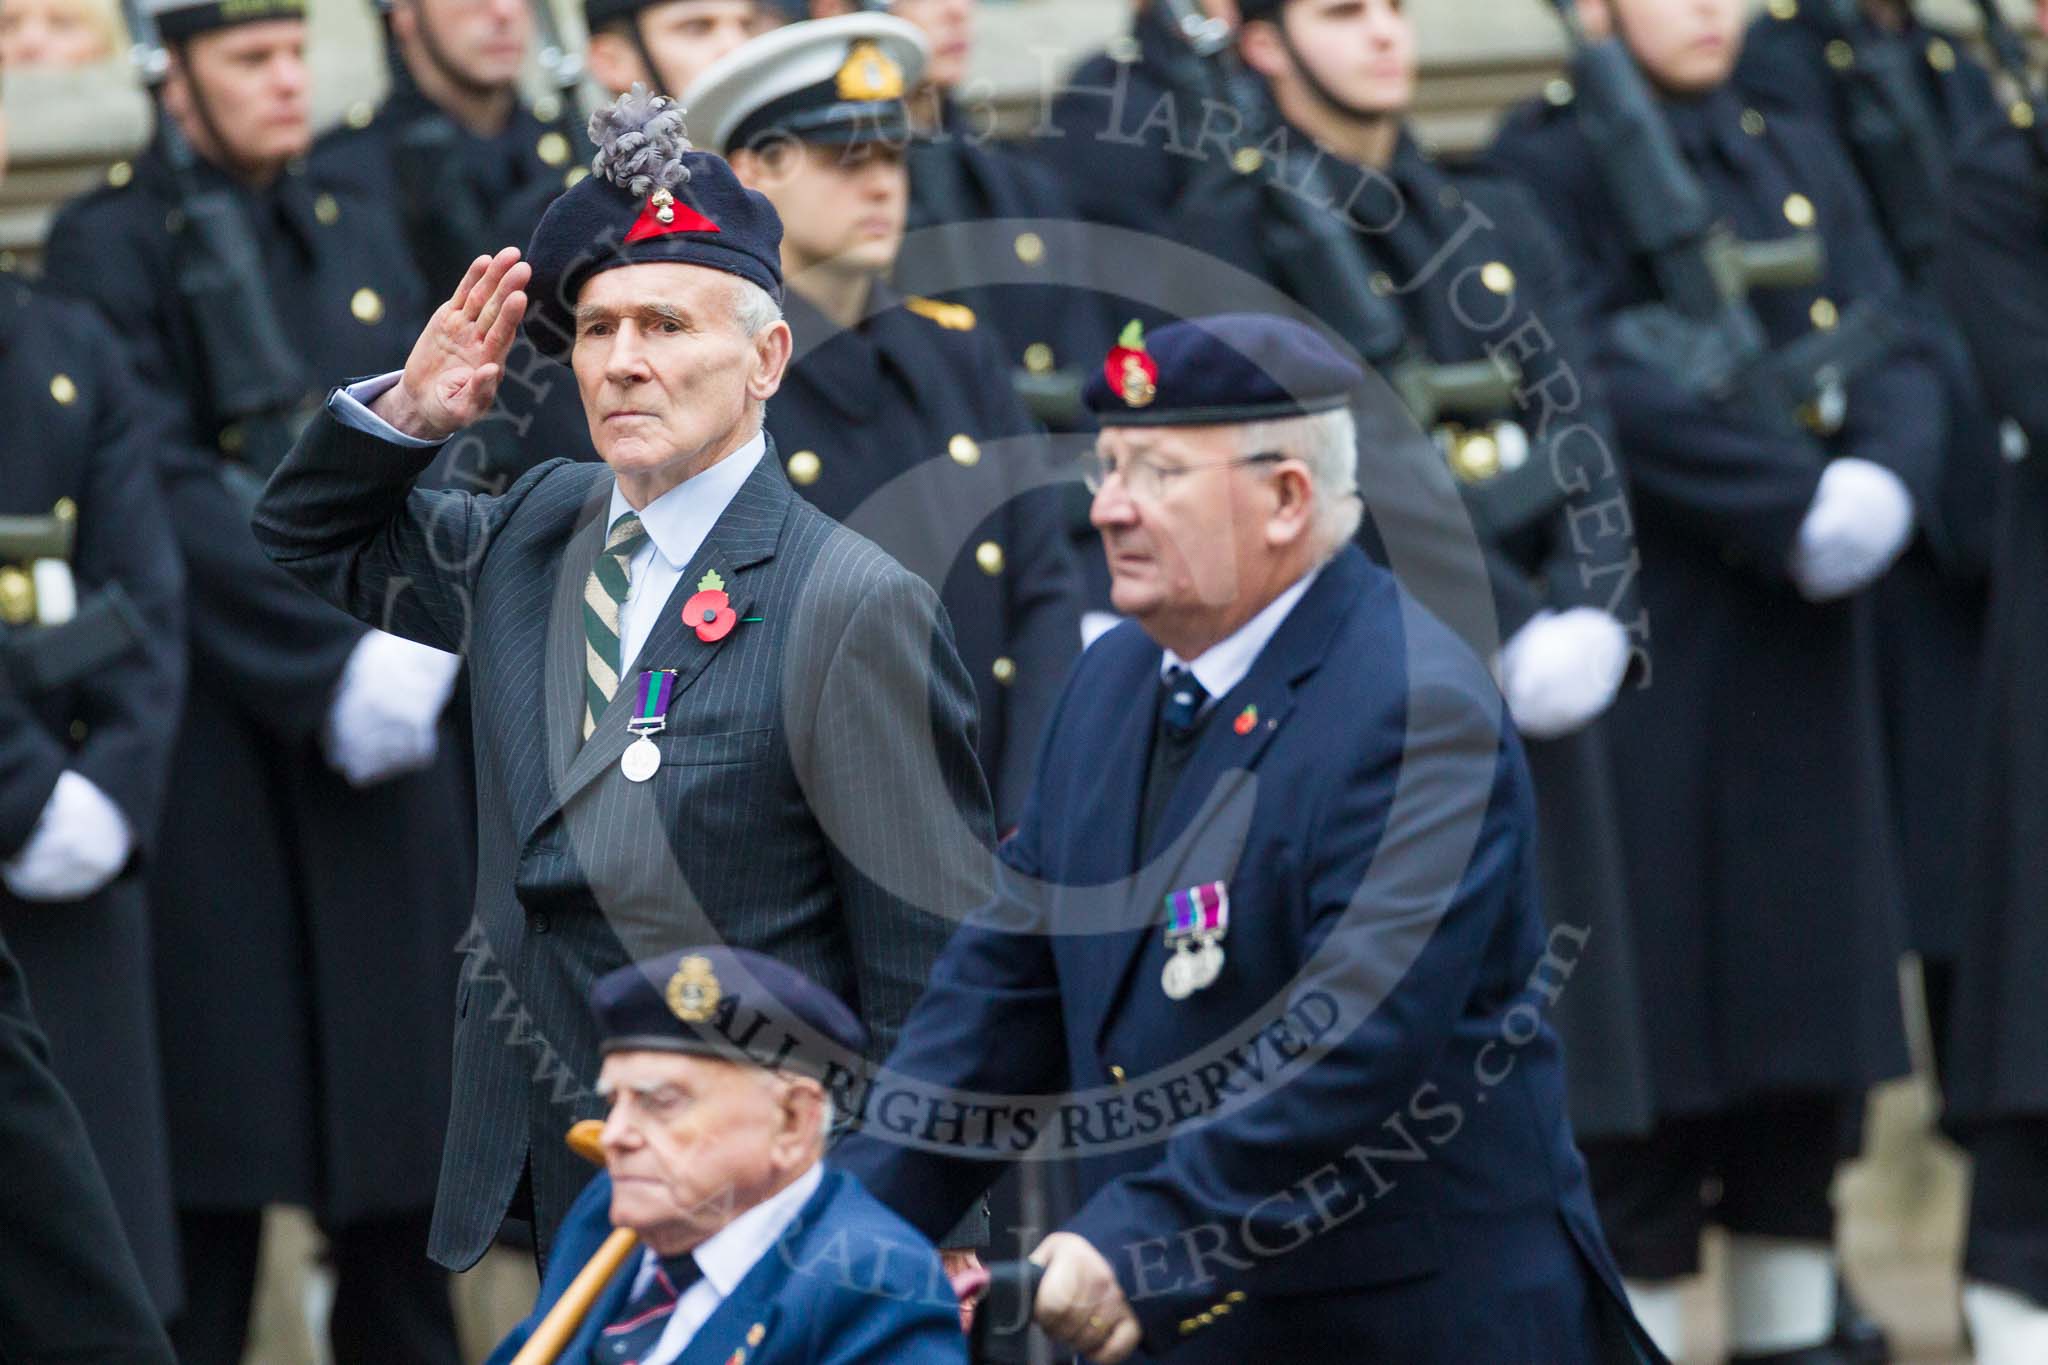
<box><xmin>508</xmin><ymin>1121</ymin><xmax>641</xmax><ymax>1365</ymax></box>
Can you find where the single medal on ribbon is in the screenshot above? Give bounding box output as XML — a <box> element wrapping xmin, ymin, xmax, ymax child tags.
<box><xmin>1161</xmin><ymin>881</ymin><xmax>1229</xmax><ymax>1000</ymax></box>
<box><xmin>620</xmin><ymin>668</ymin><xmax>679</xmax><ymax>783</ymax></box>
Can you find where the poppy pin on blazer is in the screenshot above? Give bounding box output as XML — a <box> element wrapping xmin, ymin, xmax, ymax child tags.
<box><xmin>684</xmin><ymin>569</ymin><xmax>739</xmax><ymax>643</ymax></box>
<box><xmin>1105</xmin><ymin>319</ymin><xmax>1159</xmax><ymax>408</ymax></box>
<box><xmin>1234</xmin><ymin>704</ymin><xmax>1259</xmax><ymax>736</ymax></box>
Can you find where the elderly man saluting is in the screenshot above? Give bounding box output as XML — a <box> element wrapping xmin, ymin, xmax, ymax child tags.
<box><xmin>486</xmin><ymin>948</ymin><xmax>967</xmax><ymax>1365</ymax></box>
<box><xmin>253</xmin><ymin>89</ymin><xmax>992</xmax><ymax>1271</ymax></box>
<box><xmin>834</xmin><ymin>315</ymin><xmax>1667</xmax><ymax>1362</ymax></box>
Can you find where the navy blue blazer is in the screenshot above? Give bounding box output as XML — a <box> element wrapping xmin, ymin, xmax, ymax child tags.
<box><xmin>487</xmin><ymin>1168</ymin><xmax>966</xmax><ymax>1365</ymax></box>
<box><xmin>836</xmin><ymin>546</ymin><xmax>1662</xmax><ymax>1361</ymax></box>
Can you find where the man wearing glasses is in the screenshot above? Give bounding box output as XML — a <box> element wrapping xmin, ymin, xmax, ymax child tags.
<box><xmin>834</xmin><ymin>313</ymin><xmax>1663</xmax><ymax>1363</ymax></box>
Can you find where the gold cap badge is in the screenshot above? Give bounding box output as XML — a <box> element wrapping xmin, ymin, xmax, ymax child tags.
<box><xmin>837</xmin><ymin>40</ymin><xmax>905</xmax><ymax>102</ymax></box>
<box><xmin>667</xmin><ymin>955</ymin><xmax>723</xmax><ymax>1022</ymax></box>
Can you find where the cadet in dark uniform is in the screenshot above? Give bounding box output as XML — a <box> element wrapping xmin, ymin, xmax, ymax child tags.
<box><xmin>1164</xmin><ymin>0</ymin><xmax>1653</xmax><ymax>1149</ymax></box>
<box><xmin>585</xmin><ymin>0</ymin><xmax>766</xmax><ymax>95</ymax></box>
<box><xmin>1940</xmin><ymin>108</ymin><xmax>2048</xmax><ymax>1365</ymax></box>
<box><xmin>40</xmin><ymin>1</ymin><xmax>471</xmax><ymax>1358</ymax></box>
<box><xmin>0</xmin><ymin>928</ymin><xmax>176</xmax><ymax>1364</ymax></box>
<box><xmin>1490</xmin><ymin>0</ymin><xmax>1943</xmax><ymax>1358</ymax></box>
<box><xmin>1736</xmin><ymin>0</ymin><xmax>2008</xmax><ymax>1068</ymax></box>
<box><xmin>0</xmin><ymin>224</ymin><xmax>186</xmax><ymax>1326</ymax></box>
<box><xmin>684</xmin><ymin>15</ymin><xmax>1079</xmax><ymax>831</ymax></box>
<box><xmin>812</xmin><ymin>0</ymin><xmax>1116</xmax><ymax>427</ymax></box>
<box><xmin>314</xmin><ymin>0</ymin><xmax>596</xmax><ymax>486</ymax></box>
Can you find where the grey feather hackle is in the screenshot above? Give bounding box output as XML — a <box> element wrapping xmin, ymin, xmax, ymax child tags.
<box><xmin>588</xmin><ymin>84</ymin><xmax>695</xmax><ymax>197</ymax></box>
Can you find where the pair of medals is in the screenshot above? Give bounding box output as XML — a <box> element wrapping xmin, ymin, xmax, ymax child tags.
<box><xmin>1161</xmin><ymin>881</ymin><xmax>1230</xmax><ymax>1001</ymax></box>
<box><xmin>619</xmin><ymin>668</ymin><xmax>680</xmax><ymax>783</ymax></box>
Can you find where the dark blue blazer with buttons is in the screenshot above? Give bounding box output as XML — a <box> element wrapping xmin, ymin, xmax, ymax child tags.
<box><xmin>835</xmin><ymin>544</ymin><xmax>1666</xmax><ymax>1362</ymax></box>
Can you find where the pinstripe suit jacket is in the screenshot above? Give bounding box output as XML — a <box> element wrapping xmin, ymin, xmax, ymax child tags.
<box><xmin>254</xmin><ymin>406</ymin><xmax>995</xmax><ymax>1270</ymax></box>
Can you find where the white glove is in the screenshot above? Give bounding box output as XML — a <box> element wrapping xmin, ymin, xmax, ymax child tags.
<box><xmin>1789</xmin><ymin>458</ymin><xmax>1916</xmax><ymax>602</ymax></box>
<box><xmin>1496</xmin><ymin>607</ymin><xmax>1633</xmax><ymax>741</ymax></box>
<box><xmin>323</xmin><ymin>631</ymin><xmax>463</xmax><ymax>787</ymax></box>
<box><xmin>3</xmin><ymin>771</ymin><xmax>133</xmax><ymax>902</ymax></box>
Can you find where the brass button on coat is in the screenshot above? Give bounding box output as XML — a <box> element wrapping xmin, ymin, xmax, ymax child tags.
<box><xmin>537</xmin><ymin>132</ymin><xmax>571</xmax><ymax>167</ymax></box>
<box><xmin>1480</xmin><ymin>261</ymin><xmax>1515</xmax><ymax>295</ymax></box>
<box><xmin>1013</xmin><ymin>232</ymin><xmax>1046</xmax><ymax>265</ymax></box>
<box><xmin>786</xmin><ymin>450</ymin><xmax>822</xmax><ymax>485</ymax></box>
<box><xmin>49</xmin><ymin>374</ymin><xmax>77</xmax><ymax>406</ymax></box>
<box><xmin>1783</xmin><ymin>193</ymin><xmax>1817</xmax><ymax>229</ymax></box>
<box><xmin>948</xmin><ymin>433</ymin><xmax>980</xmax><ymax>467</ymax></box>
<box><xmin>351</xmin><ymin>287</ymin><xmax>385</xmax><ymax>325</ymax></box>
<box><xmin>992</xmin><ymin>657</ymin><xmax>1017</xmax><ymax>685</ymax></box>
<box><xmin>1024</xmin><ymin>342</ymin><xmax>1055</xmax><ymax>374</ymax></box>
<box><xmin>975</xmin><ymin>541</ymin><xmax>1005</xmax><ymax>576</ymax></box>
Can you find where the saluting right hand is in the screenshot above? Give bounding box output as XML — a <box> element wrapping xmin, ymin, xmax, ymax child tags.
<box><xmin>371</xmin><ymin>247</ymin><xmax>531</xmax><ymax>443</ymax></box>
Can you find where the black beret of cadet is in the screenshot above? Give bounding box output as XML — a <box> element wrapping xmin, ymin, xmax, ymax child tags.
<box><xmin>590</xmin><ymin>947</ymin><xmax>868</xmax><ymax>1078</ymax></box>
<box><xmin>522</xmin><ymin>86</ymin><xmax>784</xmax><ymax>364</ymax></box>
<box><xmin>1084</xmin><ymin>313</ymin><xmax>1368</xmax><ymax>427</ymax></box>
<box><xmin>150</xmin><ymin>0</ymin><xmax>305</xmax><ymax>42</ymax></box>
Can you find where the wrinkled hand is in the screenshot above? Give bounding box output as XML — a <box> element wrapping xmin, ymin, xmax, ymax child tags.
<box><xmin>323</xmin><ymin>631</ymin><xmax>463</xmax><ymax>787</ymax></box>
<box><xmin>943</xmin><ymin>1249</ymin><xmax>986</xmax><ymax>1333</ymax></box>
<box><xmin>1031</xmin><ymin>1232</ymin><xmax>1141</xmax><ymax>1363</ymax></box>
<box><xmin>1789</xmin><ymin>457</ymin><xmax>1916</xmax><ymax>602</ymax></box>
<box><xmin>372</xmin><ymin>247</ymin><xmax>531</xmax><ymax>442</ymax></box>
<box><xmin>2</xmin><ymin>771</ymin><xmax>132</xmax><ymax>902</ymax></box>
<box><xmin>1496</xmin><ymin>607</ymin><xmax>1633</xmax><ymax>740</ymax></box>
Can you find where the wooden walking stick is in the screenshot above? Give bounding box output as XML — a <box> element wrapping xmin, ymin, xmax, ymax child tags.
<box><xmin>508</xmin><ymin>1121</ymin><xmax>642</xmax><ymax>1365</ymax></box>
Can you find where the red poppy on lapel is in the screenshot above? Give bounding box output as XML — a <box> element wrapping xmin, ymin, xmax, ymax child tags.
<box><xmin>685</xmin><ymin>569</ymin><xmax>737</xmax><ymax>643</ymax></box>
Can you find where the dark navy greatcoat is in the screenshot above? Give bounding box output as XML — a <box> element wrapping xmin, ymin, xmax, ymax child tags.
<box><xmin>837</xmin><ymin>547</ymin><xmax>1663</xmax><ymax>1362</ymax></box>
<box><xmin>766</xmin><ymin>283</ymin><xmax>1080</xmax><ymax>827</ymax></box>
<box><xmin>1172</xmin><ymin>127</ymin><xmax>1655</xmax><ymax>1140</ymax></box>
<box><xmin>898</xmin><ymin>98</ymin><xmax>1117</xmax><ymax>396</ymax></box>
<box><xmin>41</xmin><ymin>151</ymin><xmax>474</xmax><ymax>1226</ymax></box>
<box><xmin>1939</xmin><ymin>117</ymin><xmax>2048</xmax><ymax>1131</ymax></box>
<box><xmin>0</xmin><ymin>277</ymin><xmax>186</xmax><ymax>1312</ymax></box>
<box><xmin>1737</xmin><ymin>7</ymin><xmax>2007</xmax><ymax>972</ymax></box>
<box><xmin>1489</xmin><ymin>86</ymin><xmax>1943</xmax><ymax>1117</ymax></box>
<box><xmin>484</xmin><ymin>1169</ymin><xmax>966</xmax><ymax>1365</ymax></box>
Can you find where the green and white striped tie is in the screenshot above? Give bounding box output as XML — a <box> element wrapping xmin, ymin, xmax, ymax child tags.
<box><xmin>584</xmin><ymin>512</ymin><xmax>650</xmax><ymax>740</ymax></box>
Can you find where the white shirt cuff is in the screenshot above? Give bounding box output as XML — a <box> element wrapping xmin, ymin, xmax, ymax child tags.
<box><xmin>329</xmin><ymin>373</ymin><xmax>444</xmax><ymax>449</ymax></box>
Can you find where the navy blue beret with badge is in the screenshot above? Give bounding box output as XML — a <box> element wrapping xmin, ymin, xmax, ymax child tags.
<box><xmin>681</xmin><ymin>13</ymin><xmax>929</xmax><ymax>156</ymax></box>
<box><xmin>590</xmin><ymin>947</ymin><xmax>868</xmax><ymax>1079</ymax></box>
<box><xmin>521</xmin><ymin>86</ymin><xmax>784</xmax><ymax>364</ymax></box>
<box><xmin>1084</xmin><ymin>313</ymin><xmax>1368</xmax><ymax>427</ymax></box>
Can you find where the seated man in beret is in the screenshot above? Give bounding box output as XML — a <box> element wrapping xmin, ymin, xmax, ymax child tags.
<box><xmin>488</xmin><ymin>947</ymin><xmax>968</xmax><ymax>1365</ymax></box>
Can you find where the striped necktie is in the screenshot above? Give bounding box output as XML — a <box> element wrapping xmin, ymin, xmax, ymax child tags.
<box><xmin>598</xmin><ymin>1253</ymin><xmax>702</xmax><ymax>1363</ymax></box>
<box><xmin>584</xmin><ymin>512</ymin><xmax>650</xmax><ymax>740</ymax></box>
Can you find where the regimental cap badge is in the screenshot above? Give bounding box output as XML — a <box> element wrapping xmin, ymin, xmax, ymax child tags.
<box><xmin>837</xmin><ymin>39</ymin><xmax>905</xmax><ymax>102</ymax></box>
<box><xmin>666</xmin><ymin>955</ymin><xmax>723</xmax><ymax>1023</ymax></box>
<box><xmin>1104</xmin><ymin>319</ymin><xmax>1159</xmax><ymax>409</ymax></box>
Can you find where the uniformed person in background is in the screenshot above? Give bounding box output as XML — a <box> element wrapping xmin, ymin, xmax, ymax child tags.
<box><xmin>315</xmin><ymin>0</ymin><xmax>598</xmax><ymax>486</ymax></box>
<box><xmin>1490</xmin><ymin>0</ymin><xmax>1945</xmax><ymax>1359</ymax></box>
<box><xmin>1162</xmin><ymin>0</ymin><xmax>1654</xmax><ymax>1150</ymax></box>
<box><xmin>585</xmin><ymin>0</ymin><xmax>768</xmax><ymax>96</ymax></box>
<box><xmin>0</xmin><ymin>53</ymin><xmax>186</xmax><ymax>1332</ymax></box>
<box><xmin>685</xmin><ymin>13</ymin><xmax>1080</xmax><ymax>834</ymax></box>
<box><xmin>810</xmin><ymin>0</ymin><xmax>1116</xmax><ymax>436</ymax></box>
<box><xmin>1938</xmin><ymin>93</ymin><xmax>2048</xmax><ymax>1365</ymax></box>
<box><xmin>1735</xmin><ymin>0</ymin><xmax>2009</xmax><ymax>1095</ymax></box>
<box><xmin>39</xmin><ymin>0</ymin><xmax>473</xmax><ymax>1357</ymax></box>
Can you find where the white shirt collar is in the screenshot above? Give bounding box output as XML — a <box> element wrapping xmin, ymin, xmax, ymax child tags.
<box><xmin>635</xmin><ymin>1159</ymin><xmax>824</xmax><ymax>1300</ymax></box>
<box><xmin>605</xmin><ymin>430</ymin><xmax>768</xmax><ymax>570</ymax></box>
<box><xmin>1160</xmin><ymin>565</ymin><xmax>1324</xmax><ymax>705</ymax></box>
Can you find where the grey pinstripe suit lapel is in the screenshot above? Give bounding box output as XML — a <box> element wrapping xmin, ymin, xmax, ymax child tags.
<box><xmin>529</xmin><ymin>445</ymin><xmax>795</xmax><ymax>843</ymax></box>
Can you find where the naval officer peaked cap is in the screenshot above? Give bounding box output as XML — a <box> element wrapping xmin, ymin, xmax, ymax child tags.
<box><xmin>681</xmin><ymin>13</ymin><xmax>931</xmax><ymax>156</ymax></box>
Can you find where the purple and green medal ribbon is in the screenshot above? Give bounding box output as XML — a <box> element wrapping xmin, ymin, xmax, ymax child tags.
<box><xmin>1163</xmin><ymin>882</ymin><xmax>1228</xmax><ymax>942</ymax></box>
<box><xmin>629</xmin><ymin>669</ymin><xmax>679</xmax><ymax>734</ymax></box>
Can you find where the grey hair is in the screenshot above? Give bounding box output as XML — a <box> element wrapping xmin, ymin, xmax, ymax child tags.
<box><xmin>1239</xmin><ymin>409</ymin><xmax>1363</xmax><ymax>557</ymax></box>
<box><xmin>731</xmin><ymin>277</ymin><xmax>784</xmax><ymax>338</ymax></box>
<box><xmin>590</xmin><ymin>84</ymin><xmax>694</xmax><ymax>197</ymax></box>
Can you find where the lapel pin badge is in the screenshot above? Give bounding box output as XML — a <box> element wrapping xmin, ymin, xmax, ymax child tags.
<box><xmin>1233</xmin><ymin>705</ymin><xmax>1259</xmax><ymax>736</ymax></box>
<box><xmin>684</xmin><ymin>569</ymin><xmax>739</xmax><ymax>643</ymax></box>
